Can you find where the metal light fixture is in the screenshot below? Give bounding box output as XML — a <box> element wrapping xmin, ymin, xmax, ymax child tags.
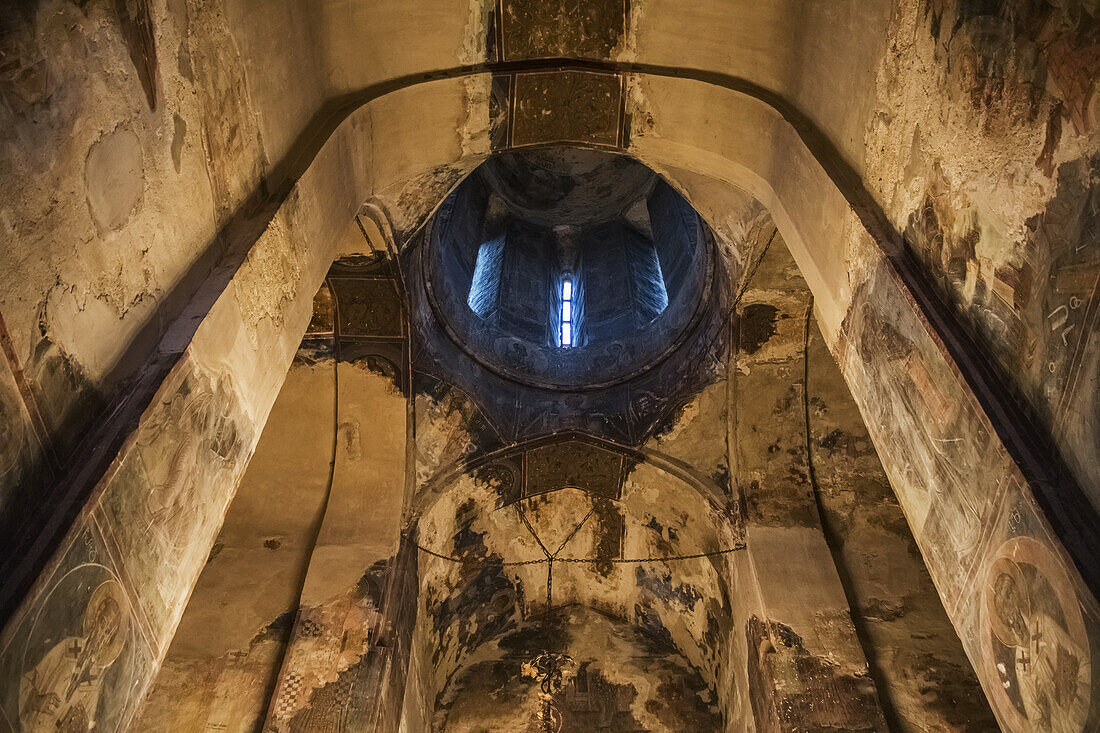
<box><xmin>521</xmin><ymin>650</ymin><xmax>577</xmax><ymax>733</ymax></box>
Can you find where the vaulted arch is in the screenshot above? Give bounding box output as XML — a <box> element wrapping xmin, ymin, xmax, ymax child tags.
<box><xmin>1</xmin><ymin>3</ymin><xmax>1097</xmax><ymax>731</ymax></box>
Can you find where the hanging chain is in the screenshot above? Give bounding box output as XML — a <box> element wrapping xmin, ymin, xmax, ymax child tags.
<box><xmin>411</xmin><ymin>538</ymin><xmax>746</xmax><ymax>566</ymax></box>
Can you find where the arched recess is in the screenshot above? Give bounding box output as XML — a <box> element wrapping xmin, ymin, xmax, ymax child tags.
<box><xmin>405</xmin><ymin>433</ymin><xmax>741</xmax><ymax>731</ymax></box>
<box><xmin>0</xmin><ymin>74</ymin><xmax>494</xmax><ymax>733</ymax></box>
<box><xmin>617</xmin><ymin>71</ymin><xmax>1100</xmax><ymax>733</ymax></box>
<box><xmin>1</xmin><ymin>60</ymin><xmax>1096</xmax><ymax>732</ymax></box>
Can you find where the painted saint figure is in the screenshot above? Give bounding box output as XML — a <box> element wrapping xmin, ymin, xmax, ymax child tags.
<box><xmin>982</xmin><ymin>540</ymin><xmax>1091</xmax><ymax>732</ymax></box>
<box><xmin>142</xmin><ymin>375</ymin><xmax>240</xmax><ymax>559</ymax></box>
<box><xmin>18</xmin><ymin>581</ymin><xmax>128</xmax><ymax>733</ymax></box>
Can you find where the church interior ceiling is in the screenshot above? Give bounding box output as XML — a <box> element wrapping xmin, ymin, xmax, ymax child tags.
<box><xmin>0</xmin><ymin>0</ymin><xmax>1098</xmax><ymax>731</ymax></box>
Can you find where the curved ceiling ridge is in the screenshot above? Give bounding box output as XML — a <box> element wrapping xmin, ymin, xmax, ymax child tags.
<box><xmin>321</xmin><ymin>59</ymin><xmax>1096</xmax><ymax>596</ymax></box>
<box><xmin>423</xmin><ymin>151</ymin><xmax>715</xmax><ymax>391</ymax></box>
<box><xmin>411</xmin><ymin>429</ymin><xmax>734</xmax><ymax>520</ymax></box>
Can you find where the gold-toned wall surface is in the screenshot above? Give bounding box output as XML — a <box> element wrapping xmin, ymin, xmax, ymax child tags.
<box><xmin>0</xmin><ymin>0</ymin><xmax>1097</xmax><ymax>730</ymax></box>
<box><xmin>135</xmin><ymin>289</ymin><xmax>336</xmax><ymax>731</ymax></box>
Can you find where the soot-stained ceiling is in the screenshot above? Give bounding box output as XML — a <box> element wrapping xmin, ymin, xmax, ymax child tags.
<box><xmin>412</xmin><ymin>433</ymin><xmax>741</xmax><ymax>731</ymax></box>
<box><xmin>373</xmin><ymin>148</ymin><xmax>741</xmax><ymax>731</ymax></box>
<box><xmin>393</xmin><ymin>148</ymin><xmax>744</xmax><ymax>732</ymax></box>
<box><xmin>5</xmin><ymin>0</ymin><xmax>1095</xmax><ymax>730</ymax></box>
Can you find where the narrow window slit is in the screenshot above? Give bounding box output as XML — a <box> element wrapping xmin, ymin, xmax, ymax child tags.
<box><xmin>559</xmin><ymin>276</ymin><xmax>574</xmax><ymax>347</ymax></box>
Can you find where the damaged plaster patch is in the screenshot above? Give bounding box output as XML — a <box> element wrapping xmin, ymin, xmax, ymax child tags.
<box><xmin>234</xmin><ymin>216</ymin><xmax>302</xmax><ymax>346</ymax></box>
<box><xmin>624</xmin><ymin>74</ymin><xmax>656</xmax><ymax>140</ymax></box>
<box><xmin>84</xmin><ymin>127</ymin><xmax>144</xmax><ymax>232</ymax></box>
<box><xmin>461</xmin><ymin>75</ymin><xmax>492</xmax><ymax>159</ymax></box>
<box><xmin>866</xmin><ymin>1</ymin><xmax>1058</xmax><ymax>243</ymax></box>
<box><xmin>436</xmin><ymin>607</ymin><xmax>722</xmax><ymax>731</ymax></box>
<box><xmin>338</xmin><ymin>417</ymin><xmax>362</xmax><ymax>461</ymax></box>
<box><xmin>618</xmin><ymin>0</ymin><xmax>650</xmax><ymax>63</ymax></box>
<box><xmin>459</xmin><ymin>0</ymin><xmax>490</xmax><ymax>65</ymax></box>
<box><xmin>746</xmin><ymin>615</ymin><xmax>883</xmax><ymax>732</ymax></box>
<box><xmin>376</xmin><ymin>165</ymin><xmax>474</xmax><ymax>243</ymax></box>
<box><xmin>171</xmin><ymin>113</ymin><xmax>187</xmax><ymax>173</ymax></box>
<box><xmin>271</xmin><ymin>560</ymin><xmax>396</xmax><ymax>727</ymax></box>
<box><xmin>738</xmin><ymin>304</ymin><xmax>779</xmax><ymax>355</ymax></box>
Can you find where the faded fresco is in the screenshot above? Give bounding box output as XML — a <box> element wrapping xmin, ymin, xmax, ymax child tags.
<box><xmin>866</xmin><ymin>0</ymin><xmax>1100</xmax><ymax>512</ymax></box>
<box><xmin>408</xmin><ymin>423</ymin><xmax>744</xmax><ymax>730</ymax></box>
<box><xmin>437</xmin><ymin>607</ymin><xmax>721</xmax><ymax>732</ymax></box>
<box><xmin>980</xmin><ymin>536</ymin><xmax>1092</xmax><ymax>731</ymax></box>
<box><xmin>838</xmin><ymin>3</ymin><xmax>1100</xmax><ymax>727</ymax></box>
<box><xmin>836</xmin><ymin>246</ymin><xmax>1100</xmax><ymax>729</ymax></box>
<box><xmin>0</xmin><ymin>353</ymin><xmax>253</xmax><ymax>732</ymax></box>
<box><xmin>0</xmin><ymin>525</ymin><xmax>152</xmax><ymax>733</ymax></box>
<box><xmin>0</xmin><ymin>0</ymin><xmax>283</xmax><ymax>631</ymax></box>
<box><xmin>7</xmin><ymin>0</ymin><xmax>1097</xmax><ymax>723</ymax></box>
<box><xmin>98</xmin><ymin>362</ymin><xmax>252</xmax><ymax>647</ymax></box>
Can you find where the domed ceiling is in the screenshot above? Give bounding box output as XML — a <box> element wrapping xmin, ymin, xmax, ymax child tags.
<box><xmin>426</xmin><ymin>148</ymin><xmax>712</xmax><ymax>389</ymax></box>
<box><xmin>405</xmin><ymin>147</ymin><xmax>729</xmax><ymax>444</ymax></box>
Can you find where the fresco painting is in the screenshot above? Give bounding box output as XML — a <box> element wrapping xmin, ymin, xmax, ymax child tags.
<box><xmin>98</xmin><ymin>362</ymin><xmax>252</xmax><ymax>646</ymax></box>
<box><xmin>0</xmin><ymin>526</ymin><xmax>152</xmax><ymax>733</ymax></box>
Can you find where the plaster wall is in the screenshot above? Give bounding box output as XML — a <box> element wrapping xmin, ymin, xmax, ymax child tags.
<box><xmin>2</xmin><ymin>1</ymin><xmax>1097</xmax><ymax>729</ymax></box>
<box><xmin>0</xmin><ymin>74</ymin><xmax>490</xmax><ymax>732</ymax></box>
<box><xmin>134</xmin><ymin>335</ymin><xmax>336</xmax><ymax>732</ymax></box>
<box><xmin>264</xmin><ymin>255</ymin><xmax>412</xmax><ymax>732</ymax></box>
